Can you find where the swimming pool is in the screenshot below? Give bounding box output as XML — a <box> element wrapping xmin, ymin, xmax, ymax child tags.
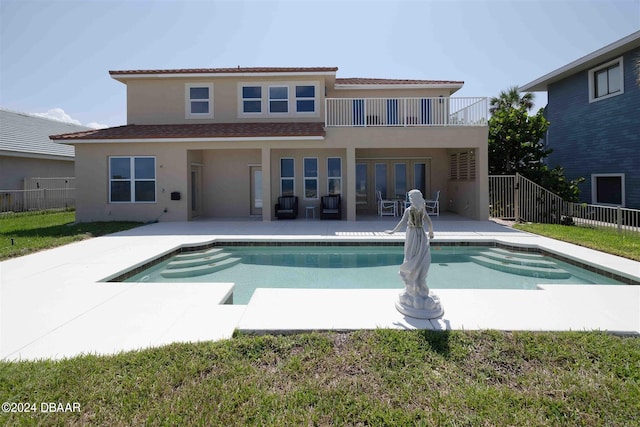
<box><xmin>120</xmin><ymin>244</ymin><xmax>627</xmax><ymax>304</ymax></box>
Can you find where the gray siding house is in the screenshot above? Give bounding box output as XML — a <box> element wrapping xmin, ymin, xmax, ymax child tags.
<box><xmin>520</xmin><ymin>31</ymin><xmax>640</xmax><ymax>209</ymax></box>
<box><xmin>0</xmin><ymin>108</ymin><xmax>89</xmax><ymax>190</ymax></box>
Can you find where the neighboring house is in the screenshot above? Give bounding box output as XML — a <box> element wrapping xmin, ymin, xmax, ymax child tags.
<box><xmin>520</xmin><ymin>31</ymin><xmax>640</xmax><ymax>209</ymax></box>
<box><xmin>0</xmin><ymin>108</ymin><xmax>89</xmax><ymax>190</ymax></box>
<box><xmin>51</xmin><ymin>67</ymin><xmax>489</xmax><ymax>223</ymax></box>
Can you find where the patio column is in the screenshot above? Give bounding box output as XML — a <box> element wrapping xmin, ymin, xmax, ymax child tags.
<box><xmin>261</xmin><ymin>147</ymin><xmax>272</xmax><ymax>221</ymax></box>
<box><xmin>346</xmin><ymin>146</ymin><xmax>356</xmax><ymax>221</ymax></box>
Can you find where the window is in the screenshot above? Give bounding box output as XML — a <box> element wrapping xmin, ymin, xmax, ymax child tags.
<box><xmin>592</xmin><ymin>174</ymin><xmax>624</xmax><ymax>206</ymax></box>
<box><xmin>280</xmin><ymin>158</ymin><xmax>295</xmax><ymax>196</ymax></box>
<box><xmin>375</xmin><ymin>163</ymin><xmax>388</xmax><ymax>199</ymax></box>
<box><xmin>394</xmin><ymin>163</ymin><xmax>407</xmax><ymax>198</ymax></box>
<box><xmin>589</xmin><ymin>57</ymin><xmax>624</xmax><ymax>102</ymax></box>
<box><xmin>269</xmin><ymin>86</ymin><xmax>288</xmax><ymax>113</ymax></box>
<box><xmin>304</xmin><ymin>158</ymin><xmax>318</xmax><ymax>199</ymax></box>
<box><xmin>296</xmin><ymin>85</ymin><xmax>315</xmax><ymax>113</ymax></box>
<box><xmin>186</xmin><ymin>83</ymin><xmax>213</xmax><ymax>118</ymax></box>
<box><xmin>327</xmin><ymin>157</ymin><xmax>342</xmax><ymax>195</ymax></box>
<box><xmin>239</xmin><ymin>82</ymin><xmax>318</xmax><ymax>117</ymax></box>
<box><xmin>242</xmin><ymin>86</ymin><xmax>262</xmax><ymax>113</ymax></box>
<box><xmin>356</xmin><ymin>163</ymin><xmax>367</xmax><ymax>205</ymax></box>
<box><xmin>109</xmin><ymin>157</ymin><xmax>156</xmax><ymax>203</ymax></box>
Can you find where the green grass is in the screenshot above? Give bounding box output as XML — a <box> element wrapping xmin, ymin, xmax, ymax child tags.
<box><xmin>1</xmin><ymin>330</ymin><xmax>638</xmax><ymax>426</ymax></box>
<box><xmin>0</xmin><ymin>210</ymin><xmax>142</xmax><ymax>261</ymax></box>
<box><xmin>513</xmin><ymin>222</ymin><xmax>640</xmax><ymax>262</ymax></box>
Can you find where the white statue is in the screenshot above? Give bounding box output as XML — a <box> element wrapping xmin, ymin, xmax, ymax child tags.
<box><xmin>385</xmin><ymin>189</ymin><xmax>444</xmax><ymax>319</ymax></box>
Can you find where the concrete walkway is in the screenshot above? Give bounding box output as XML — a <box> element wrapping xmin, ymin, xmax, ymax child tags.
<box><xmin>2</xmin><ymin>216</ymin><xmax>639</xmax><ymax>361</ymax></box>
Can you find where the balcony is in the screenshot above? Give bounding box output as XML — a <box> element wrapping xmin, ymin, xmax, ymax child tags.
<box><xmin>325</xmin><ymin>97</ymin><xmax>488</xmax><ymax>127</ymax></box>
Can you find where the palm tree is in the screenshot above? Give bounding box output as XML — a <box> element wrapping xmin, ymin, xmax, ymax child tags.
<box><xmin>490</xmin><ymin>86</ymin><xmax>534</xmax><ymax>114</ymax></box>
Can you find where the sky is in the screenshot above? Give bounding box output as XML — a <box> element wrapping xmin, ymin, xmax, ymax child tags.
<box><xmin>1</xmin><ymin>0</ymin><xmax>638</xmax><ymax>129</ymax></box>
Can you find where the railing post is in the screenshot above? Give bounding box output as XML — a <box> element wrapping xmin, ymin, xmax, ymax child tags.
<box><xmin>617</xmin><ymin>206</ymin><xmax>622</xmax><ymax>233</ymax></box>
<box><xmin>514</xmin><ymin>173</ymin><xmax>520</xmax><ymax>222</ymax></box>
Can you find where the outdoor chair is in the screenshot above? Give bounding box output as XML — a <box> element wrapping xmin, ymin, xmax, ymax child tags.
<box><xmin>426</xmin><ymin>190</ymin><xmax>440</xmax><ymax>216</ymax></box>
<box><xmin>320</xmin><ymin>195</ymin><xmax>341</xmax><ymax>220</ymax></box>
<box><xmin>275</xmin><ymin>196</ymin><xmax>298</xmax><ymax>219</ymax></box>
<box><xmin>377</xmin><ymin>190</ymin><xmax>396</xmax><ymax>216</ymax></box>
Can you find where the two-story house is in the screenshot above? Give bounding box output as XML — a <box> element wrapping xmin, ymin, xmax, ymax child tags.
<box><xmin>51</xmin><ymin>67</ymin><xmax>489</xmax><ymax>222</ymax></box>
<box><xmin>520</xmin><ymin>31</ymin><xmax>640</xmax><ymax>209</ymax></box>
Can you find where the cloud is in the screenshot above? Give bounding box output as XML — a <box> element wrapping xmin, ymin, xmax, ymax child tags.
<box><xmin>33</xmin><ymin>108</ymin><xmax>108</xmax><ymax>129</ymax></box>
<box><xmin>86</xmin><ymin>122</ymin><xmax>109</xmax><ymax>129</ymax></box>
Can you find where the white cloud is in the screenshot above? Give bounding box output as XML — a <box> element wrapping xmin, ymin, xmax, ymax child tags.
<box><xmin>33</xmin><ymin>108</ymin><xmax>108</xmax><ymax>129</ymax></box>
<box><xmin>86</xmin><ymin>122</ymin><xmax>109</xmax><ymax>129</ymax></box>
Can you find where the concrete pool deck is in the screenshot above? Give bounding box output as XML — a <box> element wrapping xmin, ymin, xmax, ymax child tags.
<box><xmin>1</xmin><ymin>216</ymin><xmax>639</xmax><ymax>361</ymax></box>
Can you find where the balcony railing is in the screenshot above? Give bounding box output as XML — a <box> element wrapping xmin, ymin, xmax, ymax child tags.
<box><xmin>325</xmin><ymin>97</ymin><xmax>488</xmax><ymax>127</ymax></box>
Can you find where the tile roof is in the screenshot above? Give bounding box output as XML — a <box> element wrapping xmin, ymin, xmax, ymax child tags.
<box><xmin>0</xmin><ymin>108</ymin><xmax>89</xmax><ymax>158</ymax></box>
<box><xmin>109</xmin><ymin>67</ymin><xmax>338</xmax><ymax>76</ymax></box>
<box><xmin>50</xmin><ymin>122</ymin><xmax>326</xmax><ymax>141</ymax></box>
<box><xmin>335</xmin><ymin>77</ymin><xmax>464</xmax><ymax>85</ymax></box>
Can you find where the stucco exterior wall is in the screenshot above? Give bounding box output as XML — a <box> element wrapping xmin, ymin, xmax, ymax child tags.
<box><xmin>74</xmin><ymin>143</ymin><xmax>189</xmax><ymax>223</ymax></box>
<box><xmin>125</xmin><ymin>76</ymin><xmax>328</xmax><ymax>125</ymax></box>
<box><xmin>72</xmin><ymin>123</ymin><xmax>488</xmax><ymax>223</ymax></box>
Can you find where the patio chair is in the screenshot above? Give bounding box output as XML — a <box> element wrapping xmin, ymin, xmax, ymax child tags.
<box><xmin>401</xmin><ymin>192</ymin><xmax>411</xmax><ymax>211</ymax></box>
<box><xmin>377</xmin><ymin>190</ymin><xmax>396</xmax><ymax>216</ymax></box>
<box><xmin>275</xmin><ymin>196</ymin><xmax>298</xmax><ymax>219</ymax></box>
<box><xmin>426</xmin><ymin>190</ymin><xmax>440</xmax><ymax>216</ymax></box>
<box><xmin>320</xmin><ymin>195</ymin><xmax>342</xmax><ymax>220</ymax></box>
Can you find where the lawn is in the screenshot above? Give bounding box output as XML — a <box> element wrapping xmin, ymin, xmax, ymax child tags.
<box><xmin>0</xmin><ymin>210</ymin><xmax>141</xmax><ymax>261</ymax></box>
<box><xmin>1</xmin><ymin>330</ymin><xmax>638</xmax><ymax>426</ymax></box>
<box><xmin>513</xmin><ymin>222</ymin><xmax>640</xmax><ymax>261</ymax></box>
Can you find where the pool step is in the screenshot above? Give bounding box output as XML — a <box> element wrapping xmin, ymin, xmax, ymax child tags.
<box><xmin>173</xmin><ymin>247</ymin><xmax>225</xmax><ymax>261</ymax></box>
<box><xmin>478</xmin><ymin>250</ymin><xmax>556</xmax><ymax>268</ymax></box>
<box><xmin>486</xmin><ymin>247</ymin><xmax>546</xmax><ymax>259</ymax></box>
<box><xmin>166</xmin><ymin>251</ymin><xmax>233</xmax><ymax>269</ymax></box>
<box><xmin>161</xmin><ymin>256</ymin><xmax>242</xmax><ymax>278</ymax></box>
<box><xmin>470</xmin><ymin>255</ymin><xmax>571</xmax><ymax>279</ymax></box>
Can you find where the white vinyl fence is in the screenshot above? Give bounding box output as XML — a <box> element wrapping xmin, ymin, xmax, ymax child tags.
<box><xmin>489</xmin><ymin>174</ymin><xmax>640</xmax><ymax>235</ymax></box>
<box><xmin>1</xmin><ymin>177</ymin><xmax>75</xmax><ymax>214</ymax></box>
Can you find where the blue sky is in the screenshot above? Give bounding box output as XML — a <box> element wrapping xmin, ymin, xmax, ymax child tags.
<box><xmin>1</xmin><ymin>0</ymin><xmax>638</xmax><ymax>128</ymax></box>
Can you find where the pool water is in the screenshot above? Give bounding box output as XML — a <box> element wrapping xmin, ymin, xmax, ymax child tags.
<box><xmin>123</xmin><ymin>245</ymin><xmax>625</xmax><ymax>304</ymax></box>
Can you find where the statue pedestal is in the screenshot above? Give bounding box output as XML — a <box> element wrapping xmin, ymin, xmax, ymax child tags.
<box><xmin>395</xmin><ymin>292</ymin><xmax>444</xmax><ymax>319</ymax></box>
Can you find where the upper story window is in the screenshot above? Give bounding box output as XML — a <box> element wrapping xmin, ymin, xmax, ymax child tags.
<box><xmin>185</xmin><ymin>83</ymin><xmax>213</xmax><ymax>119</ymax></box>
<box><xmin>296</xmin><ymin>85</ymin><xmax>315</xmax><ymax>113</ymax></box>
<box><xmin>239</xmin><ymin>82</ymin><xmax>319</xmax><ymax>118</ymax></box>
<box><xmin>589</xmin><ymin>57</ymin><xmax>624</xmax><ymax>103</ymax></box>
<box><xmin>269</xmin><ymin>86</ymin><xmax>289</xmax><ymax>113</ymax></box>
<box><xmin>242</xmin><ymin>86</ymin><xmax>262</xmax><ymax>113</ymax></box>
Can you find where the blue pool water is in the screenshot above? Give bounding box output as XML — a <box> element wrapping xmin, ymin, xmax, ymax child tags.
<box><xmin>123</xmin><ymin>245</ymin><xmax>625</xmax><ymax>304</ymax></box>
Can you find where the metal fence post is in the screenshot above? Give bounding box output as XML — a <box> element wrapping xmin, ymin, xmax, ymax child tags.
<box><xmin>617</xmin><ymin>206</ymin><xmax>622</xmax><ymax>233</ymax></box>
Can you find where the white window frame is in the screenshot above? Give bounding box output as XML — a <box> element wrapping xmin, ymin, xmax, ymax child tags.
<box><xmin>327</xmin><ymin>157</ymin><xmax>342</xmax><ymax>195</ymax></box>
<box><xmin>280</xmin><ymin>157</ymin><xmax>295</xmax><ymax>197</ymax></box>
<box><xmin>238</xmin><ymin>81</ymin><xmax>320</xmax><ymax>118</ymax></box>
<box><xmin>303</xmin><ymin>157</ymin><xmax>319</xmax><ymax>200</ymax></box>
<box><xmin>185</xmin><ymin>83</ymin><xmax>214</xmax><ymax>119</ymax></box>
<box><xmin>591</xmin><ymin>173</ymin><xmax>625</xmax><ymax>207</ymax></box>
<box><xmin>109</xmin><ymin>156</ymin><xmax>157</xmax><ymax>203</ymax></box>
<box><xmin>269</xmin><ymin>85</ymin><xmax>289</xmax><ymax>114</ymax></box>
<box><xmin>588</xmin><ymin>57</ymin><xmax>624</xmax><ymax>103</ymax></box>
